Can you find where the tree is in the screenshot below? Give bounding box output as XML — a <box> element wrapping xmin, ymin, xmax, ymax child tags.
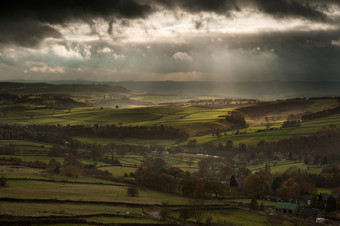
<box><xmin>159</xmin><ymin>202</ymin><xmax>170</xmax><ymax>221</ymax></box>
<box><xmin>89</xmin><ymin>149</ymin><xmax>102</xmax><ymax>161</ymax></box>
<box><xmin>0</xmin><ymin>176</ymin><xmax>6</xmax><ymax>187</ymax></box>
<box><xmin>186</xmin><ymin>158</ymin><xmax>194</xmax><ymax>168</ymax></box>
<box><xmin>236</xmin><ymin>167</ymin><xmax>251</xmax><ymax>178</ymax></box>
<box><xmin>230</xmin><ymin>175</ymin><xmax>238</xmax><ymax>187</ymax></box>
<box><xmin>325</xmin><ymin>197</ymin><xmax>337</xmax><ymax>212</ymax></box>
<box><xmin>143</xmin><ymin>157</ymin><xmax>166</xmax><ymax>171</ymax></box>
<box><xmin>179</xmin><ymin>208</ymin><xmax>192</xmax><ymax>223</ymax></box>
<box><xmin>226</xmin><ymin>140</ymin><xmax>233</xmax><ymax>151</ymax></box>
<box><xmin>220</xmin><ymin>163</ymin><xmax>234</xmax><ymax>180</ymax></box>
<box><xmin>188</xmin><ymin>139</ymin><xmax>197</xmax><ymax>147</ymax></box>
<box><xmin>239</xmin><ymin>143</ymin><xmax>246</xmax><ymax>152</ymax></box>
<box><xmin>250</xmin><ymin>197</ymin><xmax>258</xmax><ymax>210</ymax></box>
<box><xmin>244</xmin><ymin>174</ymin><xmax>272</xmax><ymax>195</ymax></box>
<box><xmin>62</xmin><ymin>165</ymin><xmax>81</xmax><ymax>178</ymax></box>
<box><xmin>46</xmin><ymin>158</ymin><xmax>61</xmax><ymax>174</ymax></box>
<box><xmin>260</xmin><ymin>202</ymin><xmax>265</xmax><ymax>211</ymax></box>
<box><xmin>272</xmin><ymin>176</ymin><xmax>283</xmax><ymax>192</ymax></box>
<box><xmin>127</xmin><ymin>187</ymin><xmax>139</xmax><ymax>197</ymax></box>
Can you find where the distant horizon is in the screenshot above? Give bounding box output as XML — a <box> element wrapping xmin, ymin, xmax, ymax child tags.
<box><xmin>3</xmin><ymin>79</ymin><xmax>340</xmax><ymax>84</ymax></box>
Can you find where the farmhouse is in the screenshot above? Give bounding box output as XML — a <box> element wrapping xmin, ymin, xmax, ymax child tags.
<box><xmin>318</xmin><ymin>193</ymin><xmax>340</xmax><ymax>210</ymax></box>
<box><xmin>294</xmin><ymin>207</ymin><xmax>322</xmax><ymax>219</ymax></box>
<box><xmin>275</xmin><ymin>202</ymin><xmax>297</xmax><ymax>214</ymax></box>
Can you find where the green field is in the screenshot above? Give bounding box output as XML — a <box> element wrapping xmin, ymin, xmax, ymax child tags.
<box><xmin>0</xmin><ymin>155</ymin><xmax>110</xmax><ymax>167</ymax></box>
<box><xmin>99</xmin><ymin>166</ymin><xmax>137</xmax><ymax>177</ymax></box>
<box><xmin>86</xmin><ymin>216</ymin><xmax>160</xmax><ymax>224</ymax></box>
<box><xmin>191</xmin><ymin>113</ymin><xmax>340</xmax><ymax>146</ymax></box>
<box><xmin>1</xmin><ymin>179</ymin><xmax>192</xmax><ymax>205</ymax></box>
<box><xmin>0</xmin><ymin>140</ymin><xmax>53</xmax><ymax>152</ymax></box>
<box><xmin>74</xmin><ymin>136</ymin><xmax>178</xmax><ymax>146</ymax></box>
<box><xmin>170</xmin><ymin>208</ymin><xmax>294</xmax><ymax>226</ymax></box>
<box><xmin>317</xmin><ymin>188</ymin><xmax>333</xmax><ymax>194</ymax></box>
<box><xmin>0</xmin><ymin>202</ymin><xmax>142</xmax><ymax>217</ymax></box>
<box><xmin>0</xmin><ymin>106</ymin><xmax>236</xmax><ymax>137</ymax></box>
<box><xmin>0</xmin><ymin>165</ymin><xmax>124</xmax><ymax>185</ymax></box>
<box><xmin>0</xmin><ymin>99</ymin><xmax>339</xmax><ymax>147</ymax></box>
<box><xmin>248</xmin><ymin>160</ymin><xmax>322</xmax><ymax>174</ymax></box>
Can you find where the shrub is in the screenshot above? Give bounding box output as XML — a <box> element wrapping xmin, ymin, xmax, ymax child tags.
<box><xmin>0</xmin><ymin>176</ymin><xmax>6</xmax><ymax>187</ymax></box>
<box><xmin>127</xmin><ymin>187</ymin><xmax>139</xmax><ymax>197</ymax></box>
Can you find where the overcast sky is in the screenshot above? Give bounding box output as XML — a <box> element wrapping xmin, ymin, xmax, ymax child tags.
<box><xmin>0</xmin><ymin>0</ymin><xmax>340</xmax><ymax>82</ymax></box>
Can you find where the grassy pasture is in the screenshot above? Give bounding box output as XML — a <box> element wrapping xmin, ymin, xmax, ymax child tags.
<box><xmin>0</xmin><ymin>106</ymin><xmax>236</xmax><ymax>136</ymax></box>
<box><xmin>0</xmin><ymin>140</ymin><xmax>53</xmax><ymax>152</ymax></box>
<box><xmin>192</xmin><ymin>113</ymin><xmax>340</xmax><ymax>146</ymax></box>
<box><xmin>0</xmin><ymin>179</ymin><xmax>233</xmax><ymax>206</ymax></box>
<box><xmin>0</xmin><ymin>202</ymin><xmax>142</xmax><ymax>217</ymax></box>
<box><xmin>98</xmin><ymin>166</ymin><xmax>137</xmax><ymax>177</ymax></box>
<box><xmin>0</xmin><ymin>180</ymin><xmax>193</xmax><ymax>205</ymax></box>
<box><xmin>0</xmin><ymin>155</ymin><xmax>110</xmax><ymax>168</ymax></box>
<box><xmin>74</xmin><ymin>136</ymin><xmax>177</xmax><ymax>146</ymax></box>
<box><xmin>170</xmin><ymin>208</ymin><xmax>294</xmax><ymax>226</ymax></box>
<box><xmin>317</xmin><ymin>188</ymin><xmax>333</xmax><ymax>194</ymax></box>
<box><xmin>85</xmin><ymin>216</ymin><xmax>160</xmax><ymax>224</ymax></box>
<box><xmin>0</xmin><ymin>165</ymin><xmax>124</xmax><ymax>185</ymax></box>
<box><xmin>247</xmin><ymin>160</ymin><xmax>322</xmax><ymax>174</ymax></box>
<box><xmin>228</xmin><ymin>199</ymin><xmax>277</xmax><ymax>206</ymax></box>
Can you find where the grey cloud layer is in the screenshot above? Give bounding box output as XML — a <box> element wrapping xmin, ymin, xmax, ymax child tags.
<box><xmin>2</xmin><ymin>30</ymin><xmax>340</xmax><ymax>81</ymax></box>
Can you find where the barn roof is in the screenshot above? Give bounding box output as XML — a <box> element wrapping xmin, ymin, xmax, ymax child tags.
<box><xmin>275</xmin><ymin>202</ymin><xmax>297</xmax><ymax>211</ymax></box>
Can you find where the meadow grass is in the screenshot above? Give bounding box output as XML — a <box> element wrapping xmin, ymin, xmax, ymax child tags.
<box><xmin>317</xmin><ymin>188</ymin><xmax>333</xmax><ymax>194</ymax></box>
<box><xmin>98</xmin><ymin>166</ymin><xmax>137</xmax><ymax>177</ymax></box>
<box><xmin>192</xmin><ymin>113</ymin><xmax>340</xmax><ymax>146</ymax></box>
<box><xmin>85</xmin><ymin>216</ymin><xmax>160</xmax><ymax>224</ymax></box>
<box><xmin>0</xmin><ymin>202</ymin><xmax>143</xmax><ymax>216</ymax></box>
<box><xmin>74</xmin><ymin>136</ymin><xmax>177</xmax><ymax>146</ymax></box>
<box><xmin>0</xmin><ymin>180</ymin><xmax>193</xmax><ymax>205</ymax></box>
<box><xmin>0</xmin><ymin>165</ymin><xmax>124</xmax><ymax>185</ymax></box>
<box><xmin>0</xmin><ymin>140</ymin><xmax>53</xmax><ymax>152</ymax></box>
<box><xmin>171</xmin><ymin>209</ymin><xmax>294</xmax><ymax>226</ymax></box>
<box><xmin>0</xmin><ymin>155</ymin><xmax>110</xmax><ymax>167</ymax></box>
<box><xmin>247</xmin><ymin>161</ymin><xmax>322</xmax><ymax>174</ymax></box>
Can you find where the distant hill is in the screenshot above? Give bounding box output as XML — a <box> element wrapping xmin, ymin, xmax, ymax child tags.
<box><xmin>5</xmin><ymin>80</ymin><xmax>340</xmax><ymax>100</ymax></box>
<box><xmin>0</xmin><ymin>93</ymin><xmax>89</xmax><ymax>110</ymax></box>
<box><xmin>0</xmin><ymin>82</ymin><xmax>130</xmax><ymax>96</ymax></box>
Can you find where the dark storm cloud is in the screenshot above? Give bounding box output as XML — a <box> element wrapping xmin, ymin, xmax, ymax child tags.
<box><xmin>0</xmin><ymin>0</ymin><xmax>152</xmax><ymax>46</ymax></box>
<box><xmin>156</xmin><ymin>0</ymin><xmax>239</xmax><ymax>14</ymax></box>
<box><xmin>251</xmin><ymin>0</ymin><xmax>327</xmax><ymax>21</ymax></box>
<box><xmin>156</xmin><ymin>0</ymin><xmax>333</xmax><ymax>21</ymax></box>
<box><xmin>0</xmin><ymin>0</ymin><xmax>152</xmax><ymax>23</ymax></box>
<box><xmin>0</xmin><ymin>19</ymin><xmax>62</xmax><ymax>47</ymax></box>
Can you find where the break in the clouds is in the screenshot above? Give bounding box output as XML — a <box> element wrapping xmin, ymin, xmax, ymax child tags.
<box><xmin>0</xmin><ymin>0</ymin><xmax>340</xmax><ymax>81</ymax></box>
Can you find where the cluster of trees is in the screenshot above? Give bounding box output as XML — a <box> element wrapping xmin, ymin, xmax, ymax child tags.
<box><xmin>0</xmin><ymin>176</ymin><xmax>6</xmax><ymax>187</ymax></box>
<box><xmin>225</xmin><ymin>113</ymin><xmax>246</xmax><ymax>127</ymax></box>
<box><xmin>302</xmin><ymin>105</ymin><xmax>340</xmax><ymax>121</ymax></box>
<box><xmin>0</xmin><ymin>93</ymin><xmax>87</xmax><ymax>110</ymax></box>
<box><xmin>280</xmin><ymin>120</ymin><xmax>301</xmax><ymax>128</ymax></box>
<box><xmin>242</xmin><ymin>166</ymin><xmax>318</xmax><ymax>201</ymax></box>
<box><xmin>134</xmin><ymin>156</ymin><xmax>323</xmax><ymax>202</ymax></box>
<box><xmin>63</xmin><ymin>124</ymin><xmax>188</xmax><ymax>140</ymax></box>
<box><xmin>0</xmin><ymin>124</ymin><xmax>188</xmax><ymax>142</ymax></box>
<box><xmin>188</xmin><ymin>129</ymin><xmax>340</xmax><ymax>164</ymax></box>
<box><xmin>134</xmin><ymin>157</ymin><xmax>230</xmax><ymax>198</ymax></box>
<box><xmin>310</xmin><ymin>166</ymin><xmax>340</xmax><ymax>188</ymax></box>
